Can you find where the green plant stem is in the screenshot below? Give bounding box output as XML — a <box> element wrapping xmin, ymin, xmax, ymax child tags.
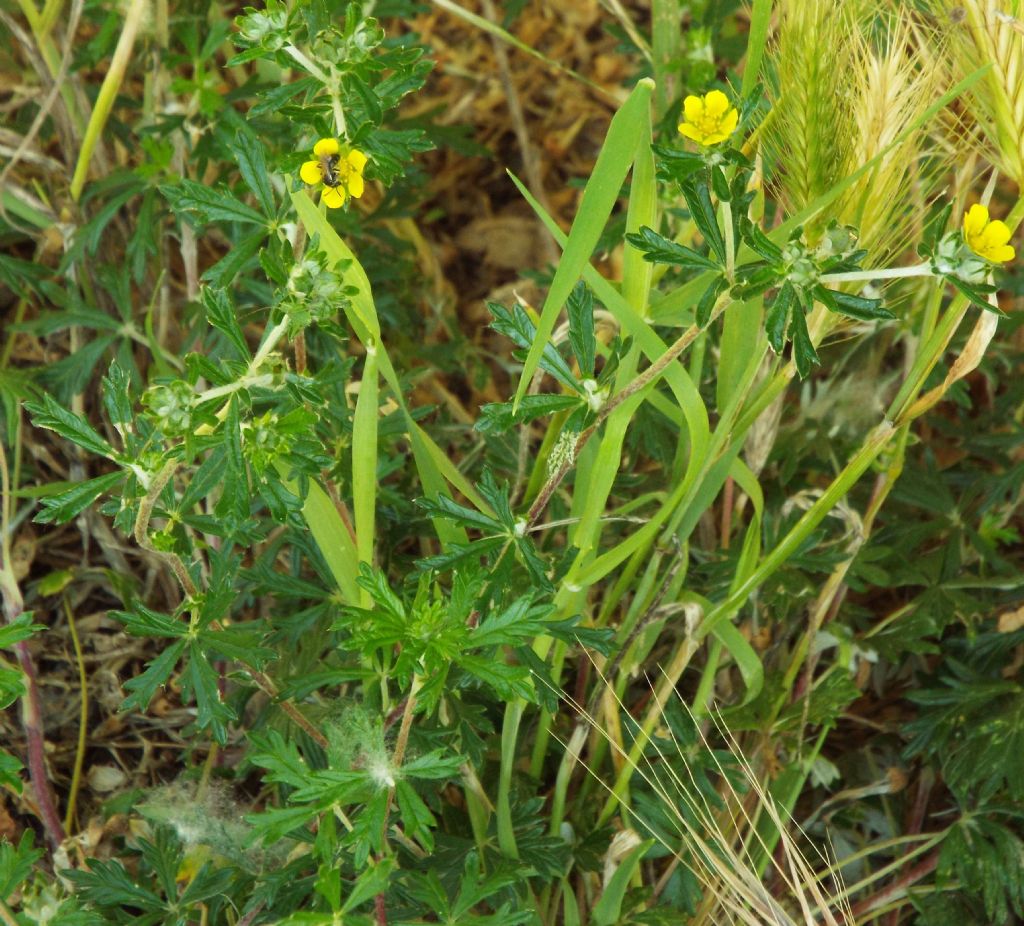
<box><xmin>69</xmin><ymin>0</ymin><xmax>146</xmax><ymax>201</ymax></box>
<box><xmin>496</xmin><ymin>700</ymin><xmax>523</xmax><ymax>859</ymax></box>
<box><xmin>819</xmin><ymin>263</ymin><xmax>933</xmax><ymax>284</ymax></box>
<box><xmin>284</xmin><ymin>43</ymin><xmax>329</xmax><ymax>83</ymax></box>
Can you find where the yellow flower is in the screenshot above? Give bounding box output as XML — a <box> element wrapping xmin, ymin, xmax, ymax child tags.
<box><xmin>963</xmin><ymin>204</ymin><xmax>1015</xmax><ymax>264</ymax></box>
<box><xmin>678</xmin><ymin>90</ymin><xmax>739</xmax><ymax>147</ymax></box>
<box><xmin>299</xmin><ymin>137</ymin><xmax>368</xmax><ymax>209</ymax></box>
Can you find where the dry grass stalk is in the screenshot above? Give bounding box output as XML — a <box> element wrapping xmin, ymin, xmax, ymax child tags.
<box><xmin>553</xmin><ymin>668</ymin><xmax>854</xmax><ymax>925</ymax></box>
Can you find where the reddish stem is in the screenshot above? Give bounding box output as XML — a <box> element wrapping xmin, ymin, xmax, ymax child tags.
<box><xmin>14</xmin><ymin>638</ymin><xmax>66</xmax><ymax>847</ymax></box>
<box><xmin>847</xmin><ymin>850</ymin><xmax>940</xmax><ymax>921</ymax></box>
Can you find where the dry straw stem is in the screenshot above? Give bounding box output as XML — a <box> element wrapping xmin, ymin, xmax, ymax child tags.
<box><xmin>552</xmin><ymin>668</ymin><xmax>852</xmax><ymax>926</ymax></box>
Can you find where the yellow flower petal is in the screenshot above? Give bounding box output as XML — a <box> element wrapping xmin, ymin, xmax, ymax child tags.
<box><xmin>719</xmin><ymin>107</ymin><xmax>739</xmax><ymax>137</ymax></box>
<box><xmin>322</xmin><ymin>186</ymin><xmax>347</xmax><ymax>209</ymax></box>
<box><xmin>989</xmin><ymin>243</ymin><xmax>1015</xmax><ymax>263</ymax></box>
<box><xmin>703</xmin><ymin>89</ymin><xmax>730</xmax><ymax>118</ymax></box>
<box><xmin>347</xmin><ymin>149</ymin><xmax>368</xmax><ymax>172</ymax></box>
<box><xmin>346</xmin><ymin>172</ymin><xmax>364</xmax><ymax>199</ymax></box>
<box><xmin>964</xmin><ymin>204</ymin><xmax>989</xmax><ymax>240</ymax></box>
<box><xmin>299</xmin><ymin>160</ymin><xmax>322</xmax><ymax>185</ymax></box>
<box><xmin>979</xmin><ymin>219</ymin><xmax>1011</xmax><ymax>248</ymax></box>
<box><xmin>313</xmin><ymin>137</ymin><xmax>340</xmax><ymax>157</ymax></box>
<box><xmin>682</xmin><ymin>95</ymin><xmax>704</xmax><ymax>124</ymax></box>
<box><xmin>678</xmin><ymin>123</ymin><xmax>703</xmax><ymax>143</ymax></box>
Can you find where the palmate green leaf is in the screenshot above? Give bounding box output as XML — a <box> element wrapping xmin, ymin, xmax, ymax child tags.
<box><xmin>939</xmin><ymin>816</ymin><xmax>1024</xmax><ymax>924</ymax></box>
<box><xmin>202</xmin><ymin>286</ymin><xmax>250</xmax><ymax>359</ymax></box>
<box><xmin>26</xmin><ymin>392</ymin><xmax>119</xmax><ymax>461</ymax></box>
<box><xmin>488</xmin><ymin>302</ymin><xmax>581</xmax><ymax>394</ymax></box>
<box><xmin>477</xmin><ymin>469</ymin><xmax>515</xmax><ymax>529</ymax></box>
<box><xmin>459</xmin><ymin>655</ymin><xmax>534</xmax><ymax>701</ymax></box>
<box><xmin>679</xmin><ymin>176</ymin><xmax>726</xmax><ymax>264</ymax></box>
<box><xmin>512</xmin><ymin>78</ymin><xmax>653</xmax><ymax>409</ymax></box>
<box><xmin>101</xmin><ymin>360</ymin><xmax>134</xmax><ymax>436</ymax></box>
<box><xmin>199</xmin><ymin>624</ymin><xmax>275</xmax><ymax>666</ymax></box>
<box><xmin>470</xmin><ymin>596</ymin><xmax>548</xmax><ymax>648</ymax></box>
<box><xmin>352</xmin><ymin>563</ymin><xmax>406</xmax><ymax>622</ymax></box>
<box><xmin>0</xmin><ymin>613</ymin><xmax>44</xmax><ymax>649</ymax></box>
<box><xmin>37</xmin><ymin>335</ymin><xmax>116</xmax><ymax>404</ymax></box>
<box><xmin>477</xmin><ymin>394</ymin><xmax>582</xmax><ymax>435</ymax></box>
<box><xmin>160</xmin><ymin>179</ymin><xmax>267</xmax><ymax>226</ymax></box>
<box><xmin>625</xmin><ymin>226</ymin><xmax>721</xmax><ymax>271</ymax></box>
<box><xmin>228</xmin><ymin>126</ymin><xmax>275</xmax><ymax>217</ymax></box>
<box><xmin>566</xmin><ymin>281</ymin><xmax>596</xmax><ymax>377</ymax></box>
<box><xmin>417</xmin><ymin>493</ymin><xmax>507</xmax><ymax>535</ymax></box>
<box><xmin>415</xmin><ymin>537</ymin><xmax>506</xmax><ymax>573</ymax></box>
<box><xmin>946</xmin><ymin>275</ymin><xmax>1006</xmax><ymax>316</ymax></box>
<box><xmin>201</xmin><ymin>230</ymin><xmax>265</xmax><ymax>287</ymax></box>
<box><xmin>341</xmin><ymin>856</ymin><xmax>398</xmax><ymax>915</ymax></box>
<box><xmin>0</xmin><ymin>665</ymin><xmax>24</xmax><ymax>712</ymax></box>
<box><xmin>121</xmin><ymin>639</ymin><xmax>187</xmax><ymax>713</ymax></box>
<box><xmin>813</xmin><ymin>285</ymin><xmax>894</xmax><ymax>321</ymax></box>
<box><xmin>789</xmin><ymin>294</ymin><xmax>819</xmax><ymax>379</ymax></box>
<box><xmin>696</xmin><ymin>276</ymin><xmax>729</xmax><ymax>328</ymax></box>
<box><xmin>515</xmin><ymin>535</ymin><xmax>553</xmax><ymax>593</ymax></box>
<box><xmin>216</xmin><ymin>397</ymin><xmax>249</xmax><ymax>522</ymax></box>
<box><xmin>110</xmin><ymin>604</ymin><xmax>186</xmax><ymax>639</ymax></box>
<box><xmin>0</xmin><ymin>750</ymin><xmax>22</xmax><ymax>793</ymax></box>
<box><xmin>765</xmin><ymin>283</ymin><xmax>794</xmax><ymax>353</ymax></box>
<box><xmin>394</xmin><ymin>780</ymin><xmax>435</xmax><ymax>851</ymax></box>
<box><xmin>34</xmin><ymin>470</ymin><xmax>125</xmax><ymax>525</ymax></box>
<box><xmin>62</xmin><ymin>858</ymin><xmax>164</xmax><ymax>913</ymax></box>
<box><xmin>0</xmin><ymin>831</ymin><xmax>44</xmax><ymax>898</ymax></box>
<box><xmin>178</xmin><ymin>863</ymin><xmax>236</xmax><ymax>907</ymax></box>
<box><xmin>184</xmin><ymin>642</ymin><xmax>236</xmax><ymax>743</ymax></box>
<box><xmin>248</xmin><ymin>730</ymin><xmax>311</xmax><ymax>789</ymax></box>
<box><xmin>246</xmin><ymin>804</ymin><xmax>318</xmax><ymax>844</ymax></box>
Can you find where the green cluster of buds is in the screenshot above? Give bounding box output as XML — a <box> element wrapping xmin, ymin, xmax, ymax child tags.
<box><xmin>142</xmin><ymin>380</ymin><xmax>196</xmax><ymax>436</ymax></box>
<box><xmin>278</xmin><ymin>252</ymin><xmax>351</xmax><ymax>335</ymax></box>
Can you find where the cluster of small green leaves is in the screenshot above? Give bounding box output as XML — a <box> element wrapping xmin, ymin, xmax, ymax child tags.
<box><xmin>628</xmin><ymin>146</ymin><xmax>894</xmax><ymax>378</ymax></box>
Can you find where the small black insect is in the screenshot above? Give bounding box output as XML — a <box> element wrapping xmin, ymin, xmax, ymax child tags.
<box><xmin>318</xmin><ymin>152</ymin><xmax>343</xmax><ymax>188</ymax></box>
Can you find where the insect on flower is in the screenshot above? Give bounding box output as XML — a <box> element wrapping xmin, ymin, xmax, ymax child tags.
<box><xmin>963</xmin><ymin>204</ymin><xmax>1016</xmax><ymax>264</ymax></box>
<box><xmin>678</xmin><ymin>90</ymin><xmax>739</xmax><ymax>147</ymax></box>
<box><xmin>300</xmin><ymin>138</ymin><xmax>367</xmax><ymax>209</ymax></box>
